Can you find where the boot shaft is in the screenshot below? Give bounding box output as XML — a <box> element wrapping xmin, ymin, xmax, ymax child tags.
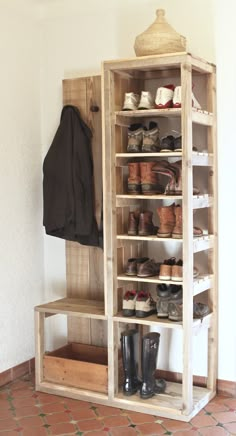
<box><xmin>127</xmin><ymin>211</ymin><xmax>140</xmax><ymax>235</ymax></box>
<box><xmin>138</xmin><ymin>211</ymin><xmax>155</xmax><ymax>236</ymax></box>
<box><xmin>157</xmin><ymin>204</ymin><xmax>176</xmax><ymax>238</ymax></box>
<box><xmin>128</xmin><ymin>162</ymin><xmax>141</xmax><ymax>182</ymax></box>
<box><xmin>172</xmin><ymin>205</ymin><xmax>182</xmax><ymax>238</ymax></box>
<box><xmin>140</xmin><ymin>162</ymin><xmax>163</xmax><ymax>195</ymax></box>
<box><xmin>140</xmin><ymin>332</ymin><xmax>161</xmax><ymax>399</ymax></box>
<box><xmin>120</xmin><ymin>329</ymin><xmax>140</xmax><ymax>395</ymax></box>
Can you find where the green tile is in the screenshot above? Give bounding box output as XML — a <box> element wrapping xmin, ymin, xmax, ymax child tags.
<box><xmin>39</xmin><ymin>413</ymin><xmax>46</xmax><ymax>417</ymax></box>
<box><xmin>43</xmin><ymin>424</ymin><xmax>51</xmax><ymax>428</ymax></box>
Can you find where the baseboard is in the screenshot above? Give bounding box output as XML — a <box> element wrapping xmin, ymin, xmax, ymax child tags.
<box><xmin>0</xmin><ymin>361</ymin><xmax>235</xmax><ymax>398</ymax></box>
<box><xmin>157</xmin><ymin>369</ymin><xmax>236</xmax><ymax>397</ymax></box>
<box><xmin>0</xmin><ymin>358</ymin><xmax>35</xmax><ymax>387</ymax></box>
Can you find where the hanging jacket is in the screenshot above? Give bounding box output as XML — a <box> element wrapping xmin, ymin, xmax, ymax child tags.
<box><xmin>43</xmin><ymin>105</ymin><xmax>100</xmax><ymax>247</ymax></box>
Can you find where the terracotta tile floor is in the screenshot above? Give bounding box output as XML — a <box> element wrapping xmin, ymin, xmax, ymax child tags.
<box><xmin>0</xmin><ymin>374</ymin><xmax>236</xmax><ymax>435</ymax></box>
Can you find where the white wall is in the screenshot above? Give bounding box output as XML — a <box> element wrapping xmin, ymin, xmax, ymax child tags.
<box><xmin>2</xmin><ymin>0</ymin><xmax>235</xmax><ymax>382</ymax></box>
<box><xmin>0</xmin><ymin>1</ymin><xmax>44</xmax><ymax>371</ymax></box>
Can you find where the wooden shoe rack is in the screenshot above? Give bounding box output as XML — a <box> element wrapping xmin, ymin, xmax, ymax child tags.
<box><xmin>35</xmin><ymin>53</ymin><xmax>217</xmax><ymax>422</ymax></box>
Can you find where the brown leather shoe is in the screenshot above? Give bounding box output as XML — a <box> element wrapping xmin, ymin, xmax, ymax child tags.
<box><xmin>159</xmin><ymin>257</ymin><xmax>176</xmax><ymax>280</ymax></box>
<box><xmin>128</xmin><ymin>162</ymin><xmax>141</xmax><ymax>194</ymax></box>
<box><xmin>127</xmin><ymin>211</ymin><xmax>140</xmax><ymax>235</ymax></box>
<box><xmin>137</xmin><ymin>259</ymin><xmax>160</xmax><ymax>277</ymax></box>
<box><xmin>171</xmin><ymin>259</ymin><xmax>183</xmax><ymax>281</ymax></box>
<box><xmin>125</xmin><ymin>257</ymin><xmax>149</xmax><ymax>276</ymax></box>
<box><xmin>172</xmin><ymin>206</ymin><xmax>203</xmax><ymax>239</ymax></box>
<box><xmin>138</xmin><ymin>211</ymin><xmax>156</xmax><ymax>236</ymax></box>
<box><xmin>140</xmin><ymin>162</ymin><xmax>164</xmax><ymax>195</ymax></box>
<box><xmin>157</xmin><ymin>204</ymin><xmax>175</xmax><ymax>238</ymax></box>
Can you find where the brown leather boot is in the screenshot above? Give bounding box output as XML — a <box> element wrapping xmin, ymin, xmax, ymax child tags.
<box><xmin>140</xmin><ymin>162</ymin><xmax>164</xmax><ymax>195</ymax></box>
<box><xmin>128</xmin><ymin>162</ymin><xmax>141</xmax><ymax>194</ymax></box>
<box><xmin>172</xmin><ymin>206</ymin><xmax>204</xmax><ymax>239</ymax></box>
<box><xmin>127</xmin><ymin>211</ymin><xmax>140</xmax><ymax>235</ymax></box>
<box><xmin>172</xmin><ymin>205</ymin><xmax>182</xmax><ymax>239</ymax></box>
<box><xmin>138</xmin><ymin>211</ymin><xmax>155</xmax><ymax>236</ymax></box>
<box><xmin>157</xmin><ymin>204</ymin><xmax>175</xmax><ymax>238</ymax></box>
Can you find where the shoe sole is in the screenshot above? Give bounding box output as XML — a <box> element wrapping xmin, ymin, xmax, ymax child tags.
<box><xmin>135</xmin><ymin>309</ymin><xmax>156</xmax><ymax>318</ymax></box>
<box><xmin>159</xmin><ymin>275</ymin><xmax>171</xmax><ymax>281</ymax></box>
<box><xmin>157</xmin><ymin>233</ymin><xmax>172</xmax><ymax>238</ymax></box>
<box><xmin>171</xmin><ymin>276</ymin><xmax>182</xmax><ymax>282</ymax></box>
<box><xmin>122</xmin><ymin>309</ymin><xmax>135</xmax><ymax>317</ymax></box>
<box><xmin>172</xmin><ymin>233</ymin><xmax>182</xmax><ymax>239</ymax></box>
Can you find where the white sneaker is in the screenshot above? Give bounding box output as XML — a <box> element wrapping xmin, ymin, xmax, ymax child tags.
<box><xmin>122</xmin><ymin>92</ymin><xmax>139</xmax><ymax>111</ymax></box>
<box><xmin>155</xmin><ymin>84</ymin><xmax>175</xmax><ymax>109</ymax></box>
<box><xmin>173</xmin><ymin>86</ymin><xmax>201</xmax><ymax>109</ymax></box>
<box><xmin>138</xmin><ymin>91</ymin><xmax>154</xmax><ymax>110</ymax></box>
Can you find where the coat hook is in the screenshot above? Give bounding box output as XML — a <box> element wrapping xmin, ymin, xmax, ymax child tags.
<box><xmin>90</xmin><ymin>105</ymin><xmax>99</xmax><ymax>112</ymax></box>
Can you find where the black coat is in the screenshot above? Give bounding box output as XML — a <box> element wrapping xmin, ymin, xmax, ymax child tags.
<box><xmin>43</xmin><ymin>105</ymin><xmax>100</xmax><ymax>247</ymax></box>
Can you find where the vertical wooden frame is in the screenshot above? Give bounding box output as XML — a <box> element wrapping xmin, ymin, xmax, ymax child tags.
<box><xmin>181</xmin><ymin>57</ymin><xmax>194</xmax><ymax>415</ymax></box>
<box><xmin>206</xmin><ymin>68</ymin><xmax>218</xmax><ymax>393</ymax></box>
<box><xmin>34</xmin><ymin>311</ymin><xmax>45</xmax><ymax>387</ymax></box>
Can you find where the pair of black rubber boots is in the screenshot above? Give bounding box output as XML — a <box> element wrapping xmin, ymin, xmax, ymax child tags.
<box><xmin>120</xmin><ymin>330</ymin><xmax>166</xmax><ymax>399</ymax></box>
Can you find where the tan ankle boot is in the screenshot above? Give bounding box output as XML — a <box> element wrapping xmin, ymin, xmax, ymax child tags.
<box><xmin>172</xmin><ymin>205</ymin><xmax>182</xmax><ymax>239</ymax></box>
<box><xmin>140</xmin><ymin>162</ymin><xmax>164</xmax><ymax>195</ymax></box>
<box><xmin>128</xmin><ymin>162</ymin><xmax>141</xmax><ymax>194</ymax></box>
<box><xmin>157</xmin><ymin>204</ymin><xmax>175</xmax><ymax>238</ymax></box>
<box><xmin>127</xmin><ymin>211</ymin><xmax>140</xmax><ymax>235</ymax></box>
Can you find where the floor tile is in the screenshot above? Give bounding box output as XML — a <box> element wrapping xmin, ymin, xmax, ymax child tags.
<box><xmin>11</xmin><ymin>388</ymin><xmax>34</xmax><ymax>399</ymax></box>
<box><xmin>77</xmin><ymin>418</ymin><xmax>104</xmax><ymax>432</ymax></box>
<box><xmin>162</xmin><ymin>418</ymin><xmax>192</xmax><ymax>432</ymax></box>
<box><xmin>71</xmin><ymin>408</ymin><xmax>97</xmax><ymax>421</ymax></box>
<box><xmin>12</xmin><ymin>396</ymin><xmax>37</xmax><ymax>408</ymax></box>
<box><xmin>86</xmin><ymin>432</ymin><xmax>110</xmax><ymax>436</ymax></box>
<box><xmin>64</xmin><ymin>398</ymin><xmax>92</xmax><ymax>410</ymax></box>
<box><xmin>191</xmin><ymin>414</ymin><xmax>217</xmax><ymax>427</ymax></box>
<box><xmin>103</xmin><ymin>415</ymin><xmax>130</xmax><ymax>427</ymax></box>
<box><xmin>41</xmin><ymin>402</ymin><xmax>66</xmax><ymax>414</ymax></box>
<box><xmin>223</xmin><ymin>398</ymin><xmax>236</xmax><ymax>408</ymax></box>
<box><xmin>204</xmin><ymin>402</ymin><xmax>229</xmax><ymax>413</ymax></box>
<box><xmin>199</xmin><ymin>426</ymin><xmax>230</xmax><ymax>435</ymax></box>
<box><xmin>96</xmin><ymin>405</ymin><xmax>122</xmax><ymax>417</ymax></box>
<box><xmin>36</xmin><ymin>393</ymin><xmax>63</xmax><ymax>404</ymax></box>
<box><xmin>135</xmin><ymin>421</ymin><xmax>166</xmax><ymax>435</ymax></box>
<box><xmin>223</xmin><ymin>421</ymin><xmax>236</xmax><ymax>433</ymax></box>
<box><xmin>0</xmin><ymin>418</ymin><xmax>18</xmax><ymax>431</ymax></box>
<box><xmin>45</xmin><ymin>411</ymin><xmax>71</xmax><ymax>425</ymax></box>
<box><xmin>0</xmin><ymin>409</ymin><xmax>15</xmax><ymax>420</ymax></box>
<box><xmin>17</xmin><ymin>415</ymin><xmax>45</xmax><ymax>427</ymax></box>
<box><xmin>49</xmin><ymin>422</ymin><xmax>77</xmax><ymax>435</ymax></box>
<box><xmin>212</xmin><ymin>411</ymin><xmax>236</xmax><ymax>423</ymax></box>
<box><xmin>14</xmin><ymin>405</ymin><xmax>41</xmax><ymax>418</ymax></box>
<box><xmin>21</xmin><ymin>427</ymin><xmax>49</xmax><ymax>435</ymax></box>
<box><xmin>110</xmin><ymin>427</ymin><xmax>138</xmax><ymax>435</ymax></box>
<box><xmin>127</xmin><ymin>412</ymin><xmax>156</xmax><ymax>424</ymax></box>
<box><xmin>174</xmin><ymin>431</ymin><xmax>199</xmax><ymax>436</ymax></box>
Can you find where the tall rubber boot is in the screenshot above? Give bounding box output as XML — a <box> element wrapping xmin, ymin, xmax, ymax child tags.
<box><xmin>120</xmin><ymin>329</ymin><xmax>141</xmax><ymax>396</ymax></box>
<box><xmin>140</xmin><ymin>332</ymin><xmax>166</xmax><ymax>399</ymax></box>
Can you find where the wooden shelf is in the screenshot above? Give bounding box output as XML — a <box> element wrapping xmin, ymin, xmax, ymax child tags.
<box><xmin>116</xmin><ymin>151</ymin><xmax>213</xmax><ymax>167</ymax></box>
<box><xmin>114</xmin><ymin>383</ymin><xmax>214</xmax><ymax>421</ymax></box>
<box><xmin>117</xmin><ymin>274</ymin><xmax>212</xmax><ymax>292</ymax></box>
<box><xmin>116</xmin><ymin>194</ymin><xmax>212</xmax><ymax>208</ymax></box>
<box><xmin>115</xmin><ymin>108</ymin><xmax>213</xmax><ymax>126</ymax></box>
<box><xmin>35</xmin><ymin>298</ymin><xmax>106</xmax><ymax>320</ymax></box>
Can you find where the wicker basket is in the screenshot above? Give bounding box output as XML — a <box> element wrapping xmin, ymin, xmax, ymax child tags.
<box><xmin>134</xmin><ymin>9</ymin><xmax>186</xmax><ymax>57</ymax></box>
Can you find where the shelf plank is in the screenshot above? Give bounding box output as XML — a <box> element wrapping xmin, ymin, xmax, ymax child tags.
<box><xmin>114</xmin><ymin>108</ymin><xmax>213</xmax><ymax>127</ymax></box>
<box><xmin>35</xmin><ymin>298</ymin><xmax>106</xmax><ymax>320</ymax></box>
<box><xmin>116</xmin><ymin>194</ymin><xmax>212</xmax><ymax>207</ymax></box>
<box><xmin>117</xmin><ymin>274</ymin><xmax>182</xmax><ymax>285</ymax></box>
<box><xmin>116</xmin><ymin>151</ymin><xmax>213</xmax><ymax>167</ymax></box>
<box><xmin>193</xmin><ymin>235</ymin><xmax>214</xmax><ymax>253</ymax></box>
<box><xmin>117</xmin><ymin>273</ymin><xmax>212</xmax><ymax>293</ymax></box>
<box><xmin>117</xmin><ymin>234</ymin><xmax>182</xmax><ymax>242</ymax></box>
<box><xmin>114</xmin><ymin>313</ymin><xmax>183</xmax><ymax>329</ymax></box>
<box><xmin>193</xmin><ymin>195</ymin><xmax>213</xmax><ymax>209</ymax></box>
<box><xmin>114</xmin><ymin>383</ymin><xmax>214</xmax><ymax>420</ymax></box>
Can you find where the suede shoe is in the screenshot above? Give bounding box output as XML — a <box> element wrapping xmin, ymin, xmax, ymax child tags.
<box><xmin>127</xmin><ymin>123</ymin><xmax>145</xmax><ymax>153</ymax></box>
<box><xmin>142</xmin><ymin>122</ymin><xmax>160</xmax><ymax>152</ymax></box>
<box><xmin>137</xmin><ymin>259</ymin><xmax>160</xmax><ymax>278</ymax></box>
<box><xmin>125</xmin><ymin>257</ymin><xmax>149</xmax><ymax>276</ymax></box>
<box><xmin>122</xmin><ymin>290</ymin><xmax>137</xmax><ymax>317</ymax></box>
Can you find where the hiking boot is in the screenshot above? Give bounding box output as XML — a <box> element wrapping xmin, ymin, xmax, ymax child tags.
<box><xmin>168</xmin><ymin>286</ymin><xmax>183</xmax><ymax>321</ymax></box>
<box><xmin>127</xmin><ymin>124</ymin><xmax>145</xmax><ymax>153</ymax></box>
<box><xmin>140</xmin><ymin>162</ymin><xmax>164</xmax><ymax>195</ymax></box>
<box><xmin>122</xmin><ymin>290</ymin><xmax>137</xmax><ymax>317</ymax></box>
<box><xmin>156</xmin><ymin>204</ymin><xmax>175</xmax><ymax>238</ymax></box>
<box><xmin>137</xmin><ymin>259</ymin><xmax>160</xmax><ymax>278</ymax></box>
<box><xmin>122</xmin><ymin>92</ymin><xmax>139</xmax><ymax>111</ymax></box>
<box><xmin>125</xmin><ymin>257</ymin><xmax>149</xmax><ymax>276</ymax></box>
<box><xmin>172</xmin><ymin>206</ymin><xmax>203</xmax><ymax>239</ymax></box>
<box><xmin>193</xmin><ymin>302</ymin><xmax>210</xmax><ymax>319</ymax></box>
<box><xmin>156</xmin><ymin>284</ymin><xmax>171</xmax><ymax>318</ymax></box>
<box><xmin>173</xmin><ymin>136</ymin><xmax>182</xmax><ymax>151</ymax></box>
<box><xmin>160</xmin><ymin>135</ymin><xmax>175</xmax><ymax>152</ymax></box>
<box><xmin>128</xmin><ymin>162</ymin><xmax>141</xmax><ymax>194</ymax></box>
<box><xmin>171</xmin><ymin>259</ymin><xmax>183</xmax><ymax>281</ymax></box>
<box><xmin>135</xmin><ymin>291</ymin><xmax>156</xmax><ymax>318</ymax></box>
<box><xmin>173</xmin><ymin>86</ymin><xmax>201</xmax><ymax>109</ymax></box>
<box><xmin>138</xmin><ymin>211</ymin><xmax>156</xmax><ymax>236</ymax></box>
<box><xmin>142</xmin><ymin>122</ymin><xmax>160</xmax><ymax>152</ymax></box>
<box><xmin>159</xmin><ymin>257</ymin><xmax>176</xmax><ymax>281</ymax></box>
<box><xmin>155</xmin><ymin>84</ymin><xmax>175</xmax><ymax>109</ymax></box>
<box><xmin>127</xmin><ymin>211</ymin><xmax>140</xmax><ymax>235</ymax></box>
<box><xmin>138</xmin><ymin>91</ymin><xmax>154</xmax><ymax>110</ymax></box>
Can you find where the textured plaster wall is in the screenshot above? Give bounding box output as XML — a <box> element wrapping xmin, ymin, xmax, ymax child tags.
<box><xmin>0</xmin><ymin>1</ymin><xmax>44</xmax><ymax>371</ymax></box>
